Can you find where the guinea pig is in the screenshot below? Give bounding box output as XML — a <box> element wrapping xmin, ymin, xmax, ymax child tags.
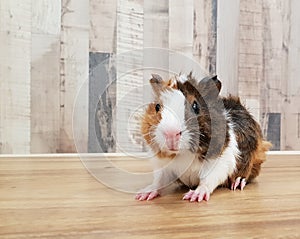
<box><xmin>135</xmin><ymin>73</ymin><xmax>272</xmax><ymax>202</ymax></box>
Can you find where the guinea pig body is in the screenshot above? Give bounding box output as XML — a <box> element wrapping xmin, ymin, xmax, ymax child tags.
<box><xmin>136</xmin><ymin>73</ymin><xmax>271</xmax><ymax>202</ymax></box>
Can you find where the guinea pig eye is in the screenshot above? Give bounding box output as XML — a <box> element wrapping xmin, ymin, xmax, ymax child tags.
<box><xmin>192</xmin><ymin>101</ymin><xmax>199</xmax><ymax>114</ymax></box>
<box><xmin>155</xmin><ymin>103</ymin><xmax>161</xmax><ymax>112</ymax></box>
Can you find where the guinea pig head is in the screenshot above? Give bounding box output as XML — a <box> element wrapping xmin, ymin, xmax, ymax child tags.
<box><xmin>141</xmin><ymin>73</ymin><xmax>222</xmax><ymax>158</ymax></box>
<box><xmin>141</xmin><ymin>74</ymin><xmax>190</xmax><ymax>158</ymax></box>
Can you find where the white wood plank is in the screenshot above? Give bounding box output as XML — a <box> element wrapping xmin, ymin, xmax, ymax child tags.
<box><xmin>90</xmin><ymin>0</ymin><xmax>117</xmax><ymax>53</ymax></box>
<box><xmin>143</xmin><ymin>0</ymin><xmax>169</xmax><ymax>105</ymax></box>
<box><xmin>30</xmin><ymin>0</ymin><xmax>61</xmax><ymax>153</ymax></box>
<box><xmin>31</xmin><ymin>35</ymin><xmax>61</xmax><ymax>153</ymax></box>
<box><xmin>60</xmin><ymin>0</ymin><xmax>89</xmax><ymax>152</ymax></box>
<box><xmin>282</xmin><ymin>0</ymin><xmax>300</xmax><ymax>150</ymax></box>
<box><xmin>216</xmin><ymin>0</ymin><xmax>240</xmax><ymax>96</ymax></box>
<box><xmin>169</xmin><ymin>0</ymin><xmax>194</xmax><ymax>74</ymax></box>
<box><xmin>238</xmin><ymin>0</ymin><xmax>263</xmax><ymax>122</ymax></box>
<box><xmin>116</xmin><ymin>0</ymin><xmax>144</xmax><ymax>153</ymax></box>
<box><xmin>32</xmin><ymin>0</ymin><xmax>61</xmax><ymax>34</ymax></box>
<box><xmin>193</xmin><ymin>0</ymin><xmax>217</xmax><ymax>75</ymax></box>
<box><xmin>0</xmin><ymin>0</ymin><xmax>31</xmax><ymax>154</ymax></box>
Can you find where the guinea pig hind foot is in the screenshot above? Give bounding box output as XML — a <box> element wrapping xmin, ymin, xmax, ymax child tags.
<box><xmin>230</xmin><ymin>177</ymin><xmax>247</xmax><ymax>191</ymax></box>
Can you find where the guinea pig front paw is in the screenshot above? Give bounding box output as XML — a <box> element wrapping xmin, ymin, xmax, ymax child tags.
<box><xmin>182</xmin><ymin>185</ymin><xmax>210</xmax><ymax>202</ymax></box>
<box><xmin>135</xmin><ymin>190</ymin><xmax>160</xmax><ymax>201</ymax></box>
<box><xmin>230</xmin><ymin>177</ymin><xmax>247</xmax><ymax>191</ymax></box>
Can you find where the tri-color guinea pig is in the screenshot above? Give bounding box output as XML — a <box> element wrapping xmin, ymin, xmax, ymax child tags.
<box><xmin>136</xmin><ymin>73</ymin><xmax>271</xmax><ymax>202</ymax></box>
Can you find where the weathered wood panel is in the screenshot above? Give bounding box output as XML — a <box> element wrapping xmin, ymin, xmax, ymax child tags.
<box><xmin>169</xmin><ymin>0</ymin><xmax>194</xmax><ymax>73</ymax></box>
<box><xmin>216</xmin><ymin>0</ymin><xmax>240</xmax><ymax>96</ymax></box>
<box><xmin>32</xmin><ymin>0</ymin><xmax>61</xmax><ymax>35</ymax></box>
<box><xmin>60</xmin><ymin>0</ymin><xmax>89</xmax><ymax>152</ymax></box>
<box><xmin>262</xmin><ymin>0</ymin><xmax>300</xmax><ymax>150</ymax></box>
<box><xmin>31</xmin><ymin>0</ymin><xmax>61</xmax><ymax>153</ymax></box>
<box><xmin>143</xmin><ymin>0</ymin><xmax>169</xmax><ymax>82</ymax></box>
<box><xmin>90</xmin><ymin>0</ymin><xmax>117</xmax><ymax>53</ymax></box>
<box><xmin>0</xmin><ymin>0</ymin><xmax>31</xmax><ymax>153</ymax></box>
<box><xmin>238</xmin><ymin>0</ymin><xmax>263</xmax><ymax>121</ymax></box>
<box><xmin>169</xmin><ymin>0</ymin><xmax>193</xmax><ymax>56</ymax></box>
<box><xmin>284</xmin><ymin>0</ymin><xmax>300</xmax><ymax>150</ymax></box>
<box><xmin>0</xmin><ymin>0</ymin><xmax>299</xmax><ymax>153</ymax></box>
<box><xmin>193</xmin><ymin>0</ymin><xmax>217</xmax><ymax>75</ymax></box>
<box><xmin>116</xmin><ymin>0</ymin><xmax>144</xmax><ymax>153</ymax></box>
<box><xmin>88</xmin><ymin>52</ymin><xmax>116</xmax><ymax>153</ymax></box>
<box><xmin>89</xmin><ymin>1</ymin><xmax>117</xmax><ymax>153</ymax></box>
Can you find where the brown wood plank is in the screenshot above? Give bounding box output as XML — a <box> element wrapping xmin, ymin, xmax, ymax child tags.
<box><xmin>0</xmin><ymin>154</ymin><xmax>299</xmax><ymax>238</ymax></box>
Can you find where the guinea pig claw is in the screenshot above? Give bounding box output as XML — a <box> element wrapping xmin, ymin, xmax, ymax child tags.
<box><xmin>240</xmin><ymin>178</ymin><xmax>247</xmax><ymax>190</ymax></box>
<box><xmin>231</xmin><ymin>177</ymin><xmax>247</xmax><ymax>191</ymax></box>
<box><xmin>231</xmin><ymin>177</ymin><xmax>241</xmax><ymax>191</ymax></box>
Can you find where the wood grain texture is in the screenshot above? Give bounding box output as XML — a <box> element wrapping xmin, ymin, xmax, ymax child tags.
<box><xmin>261</xmin><ymin>0</ymin><xmax>300</xmax><ymax>150</ymax></box>
<box><xmin>238</xmin><ymin>0</ymin><xmax>263</xmax><ymax>122</ymax></box>
<box><xmin>193</xmin><ymin>0</ymin><xmax>217</xmax><ymax>75</ymax></box>
<box><xmin>90</xmin><ymin>0</ymin><xmax>117</xmax><ymax>53</ymax></box>
<box><xmin>0</xmin><ymin>154</ymin><xmax>299</xmax><ymax>239</ymax></box>
<box><xmin>216</xmin><ymin>0</ymin><xmax>240</xmax><ymax>96</ymax></box>
<box><xmin>60</xmin><ymin>0</ymin><xmax>89</xmax><ymax>152</ymax></box>
<box><xmin>169</xmin><ymin>0</ymin><xmax>194</xmax><ymax>74</ymax></box>
<box><xmin>88</xmin><ymin>52</ymin><xmax>116</xmax><ymax>153</ymax></box>
<box><xmin>0</xmin><ymin>0</ymin><xmax>32</xmax><ymax>154</ymax></box>
<box><xmin>116</xmin><ymin>0</ymin><xmax>144</xmax><ymax>153</ymax></box>
<box><xmin>31</xmin><ymin>0</ymin><xmax>61</xmax><ymax>153</ymax></box>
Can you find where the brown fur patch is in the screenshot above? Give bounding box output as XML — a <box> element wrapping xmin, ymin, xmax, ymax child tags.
<box><xmin>141</xmin><ymin>102</ymin><xmax>161</xmax><ymax>147</ymax></box>
<box><xmin>221</xmin><ymin>95</ymin><xmax>272</xmax><ymax>186</ymax></box>
<box><xmin>247</xmin><ymin>140</ymin><xmax>272</xmax><ymax>182</ymax></box>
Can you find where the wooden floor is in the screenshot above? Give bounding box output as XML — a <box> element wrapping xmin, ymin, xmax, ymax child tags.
<box><xmin>0</xmin><ymin>153</ymin><xmax>299</xmax><ymax>239</ymax></box>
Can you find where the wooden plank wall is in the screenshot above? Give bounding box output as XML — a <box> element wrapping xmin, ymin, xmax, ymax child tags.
<box><xmin>193</xmin><ymin>0</ymin><xmax>217</xmax><ymax>75</ymax></box>
<box><xmin>115</xmin><ymin>0</ymin><xmax>144</xmax><ymax>152</ymax></box>
<box><xmin>0</xmin><ymin>0</ymin><xmax>300</xmax><ymax>153</ymax></box>
<box><xmin>88</xmin><ymin>0</ymin><xmax>117</xmax><ymax>153</ymax></box>
<box><xmin>216</xmin><ymin>0</ymin><xmax>240</xmax><ymax>96</ymax></box>
<box><xmin>31</xmin><ymin>0</ymin><xmax>61</xmax><ymax>153</ymax></box>
<box><xmin>0</xmin><ymin>0</ymin><xmax>31</xmax><ymax>154</ymax></box>
<box><xmin>238</xmin><ymin>0</ymin><xmax>263</xmax><ymax>122</ymax></box>
<box><xmin>261</xmin><ymin>0</ymin><xmax>300</xmax><ymax>150</ymax></box>
<box><xmin>60</xmin><ymin>0</ymin><xmax>89</xmax><ymax>153</ymax></box>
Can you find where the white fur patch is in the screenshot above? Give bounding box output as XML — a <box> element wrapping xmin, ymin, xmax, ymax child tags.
<box><xmin>199</xmin><ymin>123</ymin><xmax>239</xmax><ymax>193</ymax></box>
<box><xmin>150</xmin><ymin>150</ymin><xmax>199</xmax><ymax>189</ymax></box>
<box><xmin>154</xmin><ymin>89</ymin><xmax>191</xmax><ymax>151</ymax></box>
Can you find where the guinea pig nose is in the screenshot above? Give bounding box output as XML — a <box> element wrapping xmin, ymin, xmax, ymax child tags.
<box><xmin>164</xmin><ymin>130</ymin><xmax>182</xmax><ymax>140</ymax></box>
<box><xmin>164</xmin><ymin>130</ymin><xmax>181</xmax><ymax>151</ymax></box>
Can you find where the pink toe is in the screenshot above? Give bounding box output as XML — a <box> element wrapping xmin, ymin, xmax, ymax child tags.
<box><xmin>147</xmin><ymin>191</ymin><xmax>159</xmax><ymax>200</ymax></box>
<box><xmin>240</xmin><ymin>179</ymin><xmax>246</xmax><ymax>190</ymax></box>
<box><xmin>190</xmin><ymin>193</ymin><xmax>198</xmax><ymax>202</ymax></box>
<box><xmin>204</xmin><ymin>193</ymin><xmax>210</xmax><ymax>201</ymax></box>
<box><xmin>135</xmin><ymin>194</ymin><xmax>142</xmax><ymax>200</ymax></box>
<box><xmin>183</xmin><ymin>190</ymin><xmax>194</xmax><ymax>200</ymax></box>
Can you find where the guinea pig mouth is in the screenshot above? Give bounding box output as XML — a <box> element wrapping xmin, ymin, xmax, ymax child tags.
<box><xmin>165</xmin><ymin>139</ymin><xmax>180</xmax><ymax>152</ymax></box>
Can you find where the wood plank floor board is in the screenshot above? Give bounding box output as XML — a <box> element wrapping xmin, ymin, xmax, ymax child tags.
<box><xmin>0</xmin><ymin>155</ymin><xmax>299</xmax><ymax>238</ymax></box>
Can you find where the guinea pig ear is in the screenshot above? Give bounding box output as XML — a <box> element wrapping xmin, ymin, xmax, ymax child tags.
<box><xmin>198</xmin><ymin>75</ymin><xmax>222</xmax><ymax>100</ymax></box>
<box><xmin>150</xmin><ymin>74</ymin><xmax>163</xmax><ymax>94</ymax></box>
